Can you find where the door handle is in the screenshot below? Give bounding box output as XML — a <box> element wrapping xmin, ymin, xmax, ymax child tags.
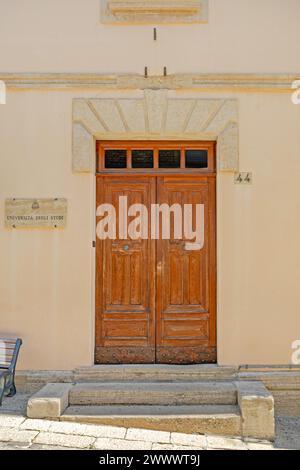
<box><xmin>157</xmin><ymin>261</ymin><xmax>162</xmax><ymax>271</ymax></box>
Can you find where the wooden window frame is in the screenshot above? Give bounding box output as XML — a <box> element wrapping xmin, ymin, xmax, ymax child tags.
<box><xmin>96</xmin><ymin>141</ymin><xmax>216</xmax><ymax>174</ymax></box>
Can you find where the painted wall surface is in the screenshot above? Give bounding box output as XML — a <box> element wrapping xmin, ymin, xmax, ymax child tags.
<box><xmin>0</xmin><ymin>0</ymin><xmax>300</xmax><ymax>369</ymax></box>
<box><xmin>0</xmin><ymin>0</ymin><xmax>299</xmax><ymax>74</ymax></box>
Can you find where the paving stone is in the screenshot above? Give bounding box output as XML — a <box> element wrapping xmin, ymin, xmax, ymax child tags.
<box><xmin>20</xmin><ymin>418</ymin><xmax>52</xmax><ymax>432</ymax></box>
<box><xmin>1</xmin><ymin>394</ymin><xmax>31</xmax><ymax>414</ymax></box>
<box><xmin>94</xmin><ymin>438</ymin><xmax>152</xmax><ymax>450</ymax></box>
<box><xmin>246</xmin><ymin>442</ymin><xmax>275</xmax><ymax>450</ymax></box>
<box><xmin>243</xmin><ymin>437</ymin><xmax>274</xmax><ymax>444</ymax></box>
<box><xmin>171</xmin><ymin>432</ymin><xmax>207</xmax><ymax>448</ymax></box>
<box><xmin>207</xmin><ymin>436</ymin><xmax>248</xmax><ymax>450</ymax></box>
<box><xmin>0</xmin><ymin>415</ymin><xmax>26</xmax><ymax>428</ymax></box>
<box><xmin>51</xmin><ymin>420</ymin><xmax>126</xmax><ymax>438</ymax></box>
<box><xmin>34</xmin><ymin>432</ymin><xmax>95</xmax><ymax>449</ymax></box>
<box><xmin>126</xmin><ymin>428</ymin><xmax>170</xmax><ymax>443</ymax></box>
<box><xmin>275</xmin><ymin>416</ymin><xmax>300</xmax><ymax>450</ymax></box>
<box><xmin>30</xmin><ymin>444</ymin><xmax>82</xmax><ymax>450</ymax></box>
<box><xmin>0</xmin><ymin>443</ymin><xmax>30</xmax><ymax>450</ymax></box>
<box><xmin>0</xmin><ymin>428</ymin><xmax>38</xmax><ymax>444</ymax></box>
<box><xmin>152</xmin><ymin>443</ymin><xmax>202</xmax><ymax>450</ymax></box>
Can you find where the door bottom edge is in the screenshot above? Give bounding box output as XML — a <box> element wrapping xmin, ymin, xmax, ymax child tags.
<box><xmin>95</xmin><ymin>346</ymin><xmax>217</xmax><ymax>365</ymax></box>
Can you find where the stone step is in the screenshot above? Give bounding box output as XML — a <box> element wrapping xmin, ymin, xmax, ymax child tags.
<box><xmin>69</xmin><ymin>381</ymin><xmax>237</xmax><ymax>406</ymax></box>
<box><xmin>74</xmin><ymin>365</ymin><xmax>237</xmax><ymax>383</ymax></box>
<box><xmin>62</xmin><ymin>404</ymin><xmax>241</xmax><ymax>436</ymax></box>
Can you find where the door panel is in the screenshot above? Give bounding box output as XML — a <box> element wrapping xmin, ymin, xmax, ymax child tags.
<box><xmin>156</xmin><ymin>177</ymin><xmax>216</xmax><ymax>364</ymax></box>
<box><xmin>95</xmin><ymin>174</ymin><xmax>216</xmax><ymax>364</ymax></box>
<box><xmin>95</xmin><ymin>176</ymin><xmax>156</xmax><ymax>363</ymax></box>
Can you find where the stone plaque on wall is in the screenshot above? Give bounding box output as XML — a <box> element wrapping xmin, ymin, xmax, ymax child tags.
<box><xmin>5</xmin><ymin>198</ymin><xmax>67</xmax><ymax>228</ymax></box>
<box><xmin>101</xmin><ymin>1</ymin><xmax>209</xmax><ymax>24</ymax></box>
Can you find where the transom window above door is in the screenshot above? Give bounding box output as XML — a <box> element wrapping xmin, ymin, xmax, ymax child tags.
<box><xmin>97</xmin><ymin>141</ymin><xmax>216</xmax><ymax>173</ymax></box>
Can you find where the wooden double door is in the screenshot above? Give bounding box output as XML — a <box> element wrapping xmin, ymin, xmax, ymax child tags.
<box><xmin>95</xmin><ymin>141</ymin><xmax>216</xmax><ymax>364</ymax></box>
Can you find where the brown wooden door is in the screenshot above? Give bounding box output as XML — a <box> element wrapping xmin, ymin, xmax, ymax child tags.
<box><xmin>156</xmin><ymin>176</ymin><xmax>216</xmax><ymax>364</ymax></box>
<box><xmin>95</xmin><ymin>141</ymin><xmax>216</xmax><ymax>364</ymax></box>
<box><xmin>95</xmin><ymin>174</ymin><xmax>216</xmax><ymax>364</ymax></box>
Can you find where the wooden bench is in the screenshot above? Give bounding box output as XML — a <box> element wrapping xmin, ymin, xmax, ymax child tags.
<box><xmin>0</xmin><ymin>338</ymin><xmax>22</xmax><ymax>406</ymax></box>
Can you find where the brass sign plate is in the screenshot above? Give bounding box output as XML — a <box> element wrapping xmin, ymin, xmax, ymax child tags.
<box><xmin>5</xmin><ymin>198</ymin><xmax>67</xmax><ymax>229</ymax></box>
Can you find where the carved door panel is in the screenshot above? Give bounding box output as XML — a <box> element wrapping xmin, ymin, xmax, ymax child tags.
<box><xmin>95</xmin><ymin>174</ymin><xmax>216</xmax><ymax>364</ymax></box>
<box><xmin>95</xmin><ymin>176</ymin><xmax>156</xmax><ymax>363</ymax></box>
<box><xmin>156</xmin><ymin>176</ymin><xmax>216</xmax><ymax>364</ymax></box>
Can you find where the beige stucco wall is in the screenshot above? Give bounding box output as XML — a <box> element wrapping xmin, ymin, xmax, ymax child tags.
<box><xmin>218</xmin><ymin>93</ymin><xmax>300</xmax><ymax>365</ymax></box>
<box><xmin>0</xmin><ymin>0</ymin><xmax>300</xmax><ymax>74</ymax></box>
<box><xmin>1</xmin><ymin>90</ymin><xmax>300</xmax><ymax>369</ymax></box>
<box><xmin>0</xmin><ymin>92</ymin><xmax>96</xmax><ymax>370</ymax></box>
<box><xmin>0</xmin><ymin>0</ymin><xmax>300</xmax><ymax>369</ymax></box>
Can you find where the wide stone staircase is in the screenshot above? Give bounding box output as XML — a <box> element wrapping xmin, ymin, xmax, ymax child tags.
<box><xmin>26</xmin><ymin>365</ymin><xmax>275</xmax><ymax>440</ymax></box>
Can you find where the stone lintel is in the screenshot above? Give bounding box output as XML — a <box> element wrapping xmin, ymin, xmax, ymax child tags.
<box><xmin>72</xmin><ymin>92</ymin><xmax>239</xmax><ymax>173</ymax></box>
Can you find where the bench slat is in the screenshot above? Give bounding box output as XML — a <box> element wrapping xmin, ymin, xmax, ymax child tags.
<box><xmin>0</xmin><ymin>338</ymin><xmax>22</xmax><ymax>405</ymax></box>
<box><xmin>0</xmin><ymin>356</ymin><xmax>12</xmax><ymax>364</ymax></box>
<box><xmin>0</xmin><ymin>350</ymin><xmax>15</xmax><ymax>356</ymax></box>
<box><xmin>0</xmin><ymin>340</ymin><xmax>18</xmax><ymax>345</ymax></box>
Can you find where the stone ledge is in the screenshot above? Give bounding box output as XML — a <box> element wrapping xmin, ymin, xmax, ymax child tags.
<box><xmin>238</xmin><ymin>370</ymin><xmax>300</xmax><ymax>417</ymax></box>
<box><xmin>27</xmin><ymin>383</ymin><xmax>73</xmax><ymax>419</ymax></box>
<box><xmin>101</xmin><ymin>0</ymin><xmax>208</xmax><ymax>24</ymax></box>
<box><xmin>236</xmin><ymin>381</ymin><xmax>275</xmax><ymax>441</ymax></box>
<box><xmin>1</xmin><ymin>73</ymin><xmax>298</xmax><ymax>91</ymax></box>
<box><xmin>16</xmin><ymin>370</ymin><xmax>74</xmax><ymax>393</ymax></box>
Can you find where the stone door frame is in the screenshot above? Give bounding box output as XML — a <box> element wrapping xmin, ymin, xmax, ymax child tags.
<box><xmin>72</xmin><ymin>88</ymin><xmax>238</xmax><ymax>365</ymax></box>
<box><xmin>72</xmin><ymin>89</ymin><xmax>239</xmax><ymax>174</ymax></box>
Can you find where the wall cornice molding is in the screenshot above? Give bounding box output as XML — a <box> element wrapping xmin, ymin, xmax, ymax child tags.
<box><xmin>1</xmin><ymin>73</ymin><xmax>298</xmax><ymax>92</ymax></box>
